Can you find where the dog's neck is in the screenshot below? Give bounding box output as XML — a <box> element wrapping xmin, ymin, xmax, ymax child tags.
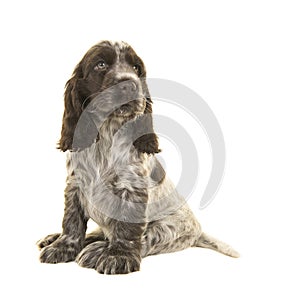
<box><xmin>96</xmin><ymin>115</ymin><xmax>141</xmax><ymax>162</ymax></box>
<box><xmin>98</xmin><ymin>118</ymin><xmax>125</xmax><ymax>141</ymax></box>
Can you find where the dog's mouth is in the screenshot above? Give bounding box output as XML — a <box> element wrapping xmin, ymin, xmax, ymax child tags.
<box><xmin>115</xmin><ymin>104</ymin><xmax>132</xmax><ymax>116</ymax></box>
<box><xmin>114</xmin><ymin>99</ymin><xmax>146</xmax><ymax>118</ymax></box>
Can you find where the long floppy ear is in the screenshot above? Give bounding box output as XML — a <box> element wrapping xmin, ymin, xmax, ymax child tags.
<box><xmin>57</xmin><ymin>65</ymin><xmax>83</xmax><ymax>152</ymax></box>
<box><xmin>133</xmin><ymin>80</ymin><xmax>161</xmax><ymax>154</ymax></box>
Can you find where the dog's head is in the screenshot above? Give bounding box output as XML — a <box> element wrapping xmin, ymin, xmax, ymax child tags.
<box><xmin>58</xmin><ymin>40</ymin><xmax>155</xmax><ymax>151</ymax></box>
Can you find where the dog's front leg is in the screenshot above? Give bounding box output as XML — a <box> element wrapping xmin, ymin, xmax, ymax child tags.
<box><xmin>92</xmin><ymin>182</ymin><xmax>148</xmax><ymax>274</ymax></box>
<box><xmin>39</xmin><ymin>183</ymin><xmax>88</xmax><ymax>263</ymax></box>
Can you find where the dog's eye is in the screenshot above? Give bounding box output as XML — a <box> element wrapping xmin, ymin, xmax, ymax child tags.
<box><xmin>133</xmin><ymin>64</ymin><xmax>141</xmax><ymax>74</ymax></box>
<box><xmin>94</xmin><ymin>60</ymin><xmax>107</xmax><ymax>71</ymax></box>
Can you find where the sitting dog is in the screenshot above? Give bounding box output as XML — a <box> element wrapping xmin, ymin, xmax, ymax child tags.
<box><xmin>37</xmin><ymin>40</ymin><xmax>239</xmax><ymax>274</ymax></box>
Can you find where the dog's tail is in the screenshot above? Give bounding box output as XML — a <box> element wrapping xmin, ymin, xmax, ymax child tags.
<box><xmin>195</xmin><ymin>232</ymin><xmax>240</xmax><ymax>258</ymax></box>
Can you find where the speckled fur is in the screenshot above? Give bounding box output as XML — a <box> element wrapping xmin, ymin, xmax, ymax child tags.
<box><xmin>37</xmin><ymin>41</ymin><xmax>239</xmax><ymax>275</ymax></box>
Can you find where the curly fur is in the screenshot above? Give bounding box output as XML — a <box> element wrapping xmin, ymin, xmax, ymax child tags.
<box><xmin>37</xmin><ymin>40</ymin><xmax>239</xmax><ymax>275</ymax></box>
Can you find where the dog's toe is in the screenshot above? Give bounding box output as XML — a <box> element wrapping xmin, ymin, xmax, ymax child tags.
<box><xmin>36</xmin><ymin>233</ymin><xmax>61</xmax><ymax>250</ymax></box>
<box><xmin>76</xmin><ymin>241</ymin><xmax>109</xmax><ymax>269</ymax></box>
<box><xmin>39</xmin><ymin>236</ymin><xmax>80</xmax><ymax>263</ymax></box>
<box><xmin>96</xmin><ymin>247</ymin><xmax>141</xmax><ymax>275</ymax></box>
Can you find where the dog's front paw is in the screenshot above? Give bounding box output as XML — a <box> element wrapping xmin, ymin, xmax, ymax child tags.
<box><xmin>76</xmin><ymin>241</ymin><xmax>109</xmax><ymax>269</ymax></box>
<box><xmin>133</xmin><ymin>133</ymin><xmax>161</xmax><ymax>154</ymax></box>
<box><xmin>96</xmin><ymin>246</ymin><xmax>141</xmax><ymax>275</ymax></box>
<box><xmin>39</xmin><ymin>235</ymin><xmax>80</xmax><ymax>264</ymax></box>
<box><xmin>36</xmin><ymin>233</ymin><xmax>61</xmax><ymax>249</ymax></box>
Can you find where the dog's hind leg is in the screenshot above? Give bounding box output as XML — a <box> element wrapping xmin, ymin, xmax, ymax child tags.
<box><xmin>37</xmin><ymin>233</ymin><xmax>60</xmax><ymax>249</ymax></box>
<box><xmin>37</xmin><ymin>228</ymin><xmax>107</xmax><ymax>250</ymax></box>
<box><xmin>84</xmin><ymin>227</ymin><xmax>108</xmax><ymax>246</ymax></box>
<box><xmin>142</xmin><ymin>205</ymin><xmax>201</xmax><ymax>257</ymax></box>
<box><xmin>142</xmin><ymin>205</ymin><xmax>239</xmax><ymax>258</ymax></box>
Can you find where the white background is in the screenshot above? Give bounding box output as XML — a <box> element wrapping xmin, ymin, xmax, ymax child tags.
<box><xmin>1</xmin><ymin>0</ymin><xmax>300</xmax><ymax>299</ymax></box>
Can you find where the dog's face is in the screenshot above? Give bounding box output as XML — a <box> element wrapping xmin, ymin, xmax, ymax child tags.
<box><xmin>59</xmin><ymin>41</ymin><xmax>154</xmax><ymax>151</ymax></box>
<box><xmin>78</xmin><ymin>41</ymin><xmax>147</xmax><ymax>117</ymax></box>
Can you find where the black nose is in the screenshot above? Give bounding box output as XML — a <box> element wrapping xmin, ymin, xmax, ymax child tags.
<box><xmin>120</xmin><ymin>80</ymin><xmax>137</xmax><ymax>92</ymax></box>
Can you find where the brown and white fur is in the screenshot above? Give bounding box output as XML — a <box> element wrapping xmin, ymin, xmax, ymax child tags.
<box><xmin>37</xmin><ymin>40</ymin><xmax>239</xmax><ymax>275</ymax></box>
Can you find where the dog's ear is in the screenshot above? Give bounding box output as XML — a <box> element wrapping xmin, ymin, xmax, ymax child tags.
<box><xmin>144</xmin><ymin>96</ymin><xmax>153</xmax><ymax>113</ymax></box>
<box><xmin>57</xmin><ymin>64</ymin><xmax>83</xmax><ymax>152</ymax></box>
<box><xmin>133</xmin><ymin>80</ymin><xmax>161</xmax><ymax>154</ymax></box>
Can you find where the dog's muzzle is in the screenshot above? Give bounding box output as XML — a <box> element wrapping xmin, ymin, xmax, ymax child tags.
<box><xmin>113</xmin><ymin>79</ymin><xmax>145</xmax><ymax>116</ymax></box>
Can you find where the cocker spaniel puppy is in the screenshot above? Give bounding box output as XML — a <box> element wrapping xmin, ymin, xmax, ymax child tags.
<box><xmin>37</xmin><ymin>40</ymin><xmax>239</xmax><ymax>274</ymax></box>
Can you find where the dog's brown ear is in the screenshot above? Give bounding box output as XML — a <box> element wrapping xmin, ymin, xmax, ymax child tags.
<box><xmin>57</xmin><ymin>65</ymin><xmax>83</xmax><ymax>152</ymax></box>
<box><xmin>133</xmin><ymin>80</ymin><xmax>161</xmax><ymax>154</ymax></box>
